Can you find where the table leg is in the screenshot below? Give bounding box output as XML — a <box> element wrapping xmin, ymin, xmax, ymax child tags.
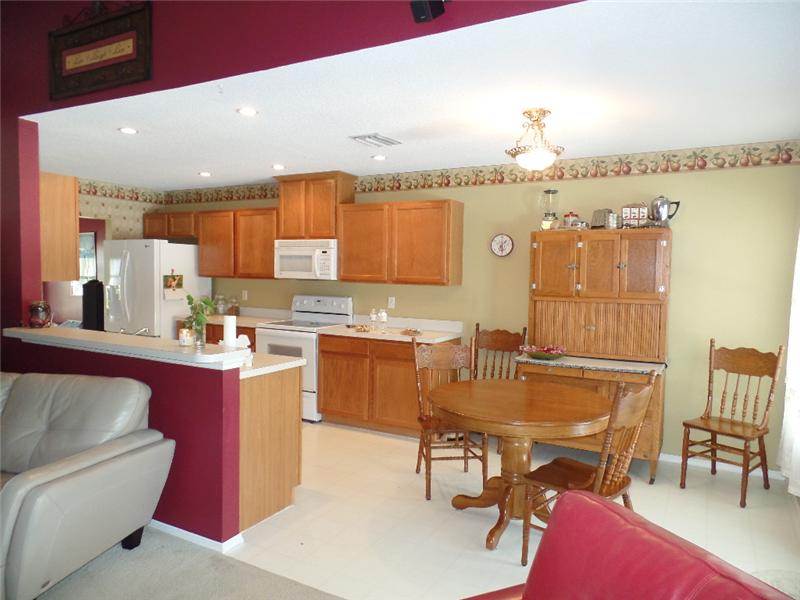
<box><xmin>488</xmin><ymin>436</ymin><xmax>532</xmax><ymax>549</ymax></box>
<box><xmin>452</xmin><ymin>476</ymin><xmax>503</xmax><ymax>510</ymax></box>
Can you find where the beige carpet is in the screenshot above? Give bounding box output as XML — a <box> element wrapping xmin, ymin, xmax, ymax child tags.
<box><xmin>41</xmin><ymin>527</ymin><xmax>344</xmax><ymax>600</ymax></box>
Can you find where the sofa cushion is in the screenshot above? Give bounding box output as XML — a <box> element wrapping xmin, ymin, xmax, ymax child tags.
<box><xmin>1</xmin><ymin>371</ymin><xmax>21</xmax><ymax>413</ymax></box>
<box><xmin>1</xmin><ymin>373</ymin><xmax>151</xmax><ymax>473</ymax></box>
<box><xmin>525</xmin><ymin>491</ymin><xmax>788</xmax><ymax>599</ymax></box>
<box><xmin>0</xmin><ymin>471</ymin><xmax>15</xmax><ymax>490</ymax></box>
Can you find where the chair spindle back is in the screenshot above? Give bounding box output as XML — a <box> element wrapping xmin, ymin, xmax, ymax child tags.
<box><xmin>594</xmin><ymin>372</ymin><xmax>658</xmax><ymax>497</ymax></box>
<box><xmin>704</xmin><ymin>338</ymin><xmax>784</xmax><ymax>429</ymax></box>
<box><xmin>413</xmin><ymin>338</ymin><xmax>473</xmax><ymax>418</ymax></box>
<box><xmin>472</xmin><ymin>323</ymin><xmax>527</xmax><ymax>380</ymax></box>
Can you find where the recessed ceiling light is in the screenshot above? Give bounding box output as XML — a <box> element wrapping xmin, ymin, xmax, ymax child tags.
<box><xmin>272</xmin><ymin>164</ymin><xmax>285</xmax><ymax>171</ymax></box>
<box><xmin>198</xmin><ymin>171</ymin><xmax>212</xmax><ymax>177</ymax></box>
<box><xmin>372</xmin><ymin>154</ymin><xmax>386</xmax><ymax>161</ymax></box>
<box><xmin>237</xmin><ymin>107</ymin><xmax>258</xmax><ymax>117</ymax></box>
<box><xmin>118</xmin><ymin>127</ymin><xmax>138</xmax><ymax>135</ymax></box>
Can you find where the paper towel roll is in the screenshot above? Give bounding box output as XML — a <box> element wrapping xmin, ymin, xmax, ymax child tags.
<box><xmin>223</xmin><ymin>315</ymin><xmax>237</xmax><ymax>347</ymax></box>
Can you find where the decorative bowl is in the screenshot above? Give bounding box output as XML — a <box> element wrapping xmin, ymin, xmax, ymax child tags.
<box><xmin>520</xmin><ymin>345</ymin><xmax>566</xmax><ymax>361</ymax></box>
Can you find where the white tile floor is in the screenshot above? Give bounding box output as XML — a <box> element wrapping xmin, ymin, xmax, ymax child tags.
<box><xmin>226</xmin><ymin>423</ymin><xmax>800</xmax><ymax>600</ymax></box>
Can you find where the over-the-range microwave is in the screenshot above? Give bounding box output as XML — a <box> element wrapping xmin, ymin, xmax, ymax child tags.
<box><xmin>274</xmin><ymin>239</ymin><xmax>337</xmax><ymax>280</ymax></box>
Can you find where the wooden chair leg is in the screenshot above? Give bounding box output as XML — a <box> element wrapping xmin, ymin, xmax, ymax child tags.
<box><xmin>425</xmin><ymin>433</ymin><xmax>432</xmax><ymax>501</ymax></box>
<box><xmin>463</xmin><ymin>431</ymin><xmax>469</xmax><ymax>473</ymax></box>
<box><xmin>680</xmin><ymin>426</ymin><xmax>690</xmax><ymax>489</ymax></box>
<box><xmin>758</xmin><ymin>436</ymin><xmax>770</xmax><ymax>490</ymax></box>
<box><xmin>622</xmin><ymin>493</ymin><xmax>633</xmax><ymax>511</ymax></box>
<box><xmin>415</xmin><ymin>433</ymin><xmax>424</xmax><ymax>474</ymax></box>
<box><xmin>522</xmin><ymin>485</ymin><xmax>532</xmax><ymax>566</ymax></box>
<box><xmin>710</xmin><ymin>432</ymin><xmax>717</xmax><ymax>475</ymax></box>
<box><xmin>740</xmin><ymin>441</ymin><xmax>751</xmax><ymax>508</ymax></box>
<box><xmin>481</xmin><ymin>433</ymin><xmax>488</xmax><ymax>486</ymax></box>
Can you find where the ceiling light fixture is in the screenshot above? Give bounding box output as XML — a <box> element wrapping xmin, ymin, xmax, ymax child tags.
<box><xmin>237</xmin><ymin>107</ymin><xmax>258</xmax><ymax>117</ymax></box>
<box><xmin>118</xmin><ymin>127</ymin><xmax>138</xmax><ymax>135</ymax></box>
<box><xmin>198</xmin><ymin>171</ymin><xmax>211</xmax><ymax>177</ymax></box>
<box><xmin>505</xmin><ymin>108</ymin><xmax>563</xmax><ymax>172</ymax></box>
<box><xmin>272</xmin><ymin>164</ymin><xmax>285</xmax><ymax>171</ymax></box>
<box><xmin>372</xmin><ymin>154</ymin><xmax>386</xmax><ymax>161</ymax></box>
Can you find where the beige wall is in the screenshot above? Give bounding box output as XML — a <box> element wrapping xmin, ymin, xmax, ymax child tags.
<box><xmin>204</xmin><ymin>165</ymin><xmax>799</xmax><ymax>463</ymax></box>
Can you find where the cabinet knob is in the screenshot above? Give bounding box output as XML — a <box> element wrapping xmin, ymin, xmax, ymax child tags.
<box><xmin>520</xmin><ymin>375</ymin><xmax>527</xmax><ymax>382</ymax></box>
<box><xmin>586</xmin><ymin>325</ymin><xmax>597</xmax><ymax>331</ymax></box>
<box><xmin>567</xmin><ymin>262</ymin><xmax>577</xmax><ymax>270</ymax></box>
<box><xmin>616</xmin><ymin>262</ymin><xmax>627</xmax><ymax>269</ymax></box>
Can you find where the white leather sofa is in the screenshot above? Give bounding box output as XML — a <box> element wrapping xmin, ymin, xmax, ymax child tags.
<box><xmin>0</xmin><ymin>372</ymin><xmax>176</xmax><ymax>600</ymax></box>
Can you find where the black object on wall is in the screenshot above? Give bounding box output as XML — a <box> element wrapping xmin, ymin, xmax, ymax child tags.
<box><xmin>410</xmin><ymin>1</ymin><xmax>445</xmax><ymax>23</ymax></box>
<box><xmin>82</xmin><ymin>279</ymin><xmax>104</xmax><ymax>331</ymax></box>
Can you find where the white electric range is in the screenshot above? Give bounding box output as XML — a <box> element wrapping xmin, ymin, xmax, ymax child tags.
<box><xmin>255</xmin><ymin>295</ymin><xmax>353</xmax><ymax>421</ymax></box>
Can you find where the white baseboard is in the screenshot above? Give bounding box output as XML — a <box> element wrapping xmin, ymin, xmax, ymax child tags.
<box><xmin>658</xmin><ymin>452</ymin><xmax>785</xmax><ymax>480</ymax></box>
<box><xmin>149</xmin><ymin>519</ymin><xmax>244</xmax><ymax>553</ymax></box>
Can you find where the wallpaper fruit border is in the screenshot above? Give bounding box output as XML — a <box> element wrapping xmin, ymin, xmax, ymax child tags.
<box><xmin>77</xmin><ymin>139</ymin><xmax>798</xmax><ymax>205</ymax></box>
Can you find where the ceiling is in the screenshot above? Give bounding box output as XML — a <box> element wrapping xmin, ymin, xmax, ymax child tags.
<box><xmin>27</xmin><ymin>1</ymin><xmax>800</xmax><ymax>191</ymax></box>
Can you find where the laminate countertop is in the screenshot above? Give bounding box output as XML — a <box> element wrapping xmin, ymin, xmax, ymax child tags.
<box><xmin>515</xmin><ymin>354</ymin><xmax>666</xmax><ymax>374</ymax></box>
<box><xmin>320</xmin><ymin>324</ymin><xmax>461</xmax><ymax>344</ymax></box>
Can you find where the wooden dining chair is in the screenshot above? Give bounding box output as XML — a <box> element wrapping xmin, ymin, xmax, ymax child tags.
<box><xmin>680</xmin><ymin>339</ymin><xmax>784</xmax><ymax>508</ymax></box>
<box><xmin>472</xmin><ymin>323</ymin><xmax>527</xmax><ymax>454</ymax></box>
<box><xmin>521</xmin><ymin>371</ymin><xmax>657</xmax><ymax>566</ymax></box>
<box><xmin>412</xmin><ymin>338</ymin><xmax>488</xmax><ymax>501</ymax></box>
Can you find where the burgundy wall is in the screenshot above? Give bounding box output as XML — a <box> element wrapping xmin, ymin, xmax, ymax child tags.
<box><xmin>9</xmin><ymin>338</ymin><xmax>242</xmax><ymax>541</ymax></box>
<box><xmin>0</xmin><ymin>0</ymin><xmax>574</xmax><ymax>355</ymax></box>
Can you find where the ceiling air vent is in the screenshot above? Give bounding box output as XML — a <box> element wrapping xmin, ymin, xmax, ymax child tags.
<box><xmin>348</xmin><ymin>133</ymin><xmax>402</xmax><ymax>148</ymax></box>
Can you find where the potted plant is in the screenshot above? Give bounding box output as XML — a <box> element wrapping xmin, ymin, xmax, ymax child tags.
<box><xmin>183</xmin><ymin>294</ymin><xmax>215</xmax><ymax>347</ymax></box>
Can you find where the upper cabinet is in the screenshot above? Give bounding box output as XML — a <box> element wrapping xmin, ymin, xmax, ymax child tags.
<box><xmin>529</xmin><ymin>228</ymin><xmax>671</xmax><ymax>362</ymax></box>
<box><xmin>338</xmin><ymin>200</ymin><xmax>463</xmax><ymax>286</ymax></box>
<box><xmin>198</xmin><ymin>209</ymin><xmax>277</xmax><ymax>278</ymax></box>
<box><xmin>143</xmin><ymin>211</ymin><xmax>197</xmax><ymax>239</ymax></box>
<box><xmin>276</xmin><ymin>171</ymin><xmax>356</xmax><ymax>239</ymax></box>
<box><xmin>40</xmin><ymin>171</ymin><xmax>79</xmax><ymax>281</ymax></box>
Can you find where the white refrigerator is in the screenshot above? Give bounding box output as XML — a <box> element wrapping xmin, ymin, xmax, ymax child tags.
<box><xmin>103</xmin><ymin>239</ymin><xmax>211</xmax><ymax>339</ymax></box>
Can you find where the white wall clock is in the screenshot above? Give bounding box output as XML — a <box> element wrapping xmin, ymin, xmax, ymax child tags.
<box><xmin>490</xmin><ymin>233</ymin><xmax>514</xmax><ymax>257</ymax></box>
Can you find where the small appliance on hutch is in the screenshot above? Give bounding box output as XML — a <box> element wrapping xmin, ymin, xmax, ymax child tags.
<box><xmin>256</xmin><ymin>295</ymin><xmax>353</xmax><ymax>422</ymax></box>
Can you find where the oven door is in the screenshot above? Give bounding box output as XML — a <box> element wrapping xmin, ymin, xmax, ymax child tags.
<box><xmin>255</xmin><ymin>328</ymin><xmax>317</xmax><ymax>392</ymax></box>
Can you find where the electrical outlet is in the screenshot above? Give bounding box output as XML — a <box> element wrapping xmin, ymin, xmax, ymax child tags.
<box><xmin>242</xmin><ymin>290</ymin><xmax>248</xmax><ymax>301</ymax></box>
<box><xmin>387</xmin><ymin>296</ymin><xmax>396</xmax><ymax>309</ymax></box>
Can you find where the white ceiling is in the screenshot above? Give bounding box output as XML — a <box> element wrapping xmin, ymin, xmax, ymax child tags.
<box><xmin>27</xmin><ymin>1</ymin><xmax>800</xmax><ymax>191</ymax></box>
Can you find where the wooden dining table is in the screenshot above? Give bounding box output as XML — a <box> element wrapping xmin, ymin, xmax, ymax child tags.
<box><xmin>429</xmin><ymin>378</ymin><xmax>611</xmax><ymax>550</ymax></box>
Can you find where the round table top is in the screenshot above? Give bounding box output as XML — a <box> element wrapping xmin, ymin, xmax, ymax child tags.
<box><xmin>430</xmin><ymin>379</ymin><xmax>611</xmax><ymax>439</ymax></box>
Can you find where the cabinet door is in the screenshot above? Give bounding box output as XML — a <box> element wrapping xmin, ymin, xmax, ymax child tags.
<box><xmin>370</xmin><ymin>340</ymin><xmax>419</xmax><ymax>430</ymax></box>
<box><xmin>143</xmin><ymin>213</ymin><xmax>168</xmax><ymax>239</ymax></box>
<box><xmin>531</xmin><ymin>300</ymin><xmax>584</xmax><ymax>353</ymax></box>
<box><xmin>619</xmin><ymin>231</ymin><xmax>669</xmax><ymax>300</ymax></box>
<box><xmin>205</xmin><ymin>324</ymin><xmax>223</xmax><ymax>345</ymax></box>
<box><xmin>531</xmin><ymin>232</ymin><xmax>577</xmax><ymax>297</ymax></box>
<box><xmin>318</xmin><ymin>336</ymin><xmax>370</xmax><ymax>421</ymax></box>
<box><xmin>40</xmin><ymin>172</ymin><xmax>79</xmax><ymax>281</ymax></box>
<box><xmin>278</xmin><ymin>180</ymin><xmax>306</xmax><ymax>238</ymax></box>
<box><xmin>578</xmin><ymin>232</ymin><xmax>620</xmax><ymax>298</ymax></box>
<box><xmin>338</xmin><ymin>204</ymin><xmax>390</xmax><ymax>282</ymax></box>
<box><xmin>198</xmin><ymin>211</ymin><xmax>235</xmax><ymax>276</ymax></box>
<box><xmin>391</xmin><ymin>202</ymin><xmax>450</xmax><ymax>284</ymax></box>
<box><xmin>582</xmin><ymin>302</ymin><xmax>619</xmax><ymax>357</ymax></box>
<box><xmin>615</xmin><ymin>303</ymin><xmax>663</xmax><ymax>360</ymax></box>
<box><xmin>237</xmin><ymin>326</ymin><xmax>256</xmax><ymax>349</ymax></box>
<box><xmin>305</xmin><ymin>178</ymin><xmax>337</xmax><ymax>238</ymax></box>
<box><xmin>167</xmin><ymin>212</ymin><xmax>196</xmax><ymax>238</ymax></box>
<box><xmin>235</xmin><ymin>209</ymin><xmax>277</xmax><ymax>278</ymax></box>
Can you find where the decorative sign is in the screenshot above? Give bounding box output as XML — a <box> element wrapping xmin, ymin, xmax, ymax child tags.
<box><xmin>49</xmin><ymin>2</ymin><xmax>151</xmax><ymax>100</ymax></box>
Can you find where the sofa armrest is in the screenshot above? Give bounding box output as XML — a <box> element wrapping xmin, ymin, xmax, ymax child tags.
<box><xmin>462</xmin><ymin>584</ymin><xmax>525</xmax><ymax>600</ymax></box>
<box><xmin>0</xmin><ymin>429</ymin><xmax>164</xmax><ymax>562</ymax></box>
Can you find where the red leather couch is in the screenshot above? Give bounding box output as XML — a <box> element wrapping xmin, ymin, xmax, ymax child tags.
<box><xmin>464</xmin><ymin>490</ymin><xmax>789</xmax><ymax>600</ymax></box>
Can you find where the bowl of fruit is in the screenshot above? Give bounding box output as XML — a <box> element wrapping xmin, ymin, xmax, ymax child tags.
<box><xmin>520</xmin><ymin>345</ymin><xmax>566</xmax><ymax>361</ymax></box>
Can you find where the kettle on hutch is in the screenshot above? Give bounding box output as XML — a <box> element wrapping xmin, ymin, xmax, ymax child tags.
<box><xmin>648</xmin><ymin>195</ymin><xmax>680</xmax><ymax>227</ymax></box>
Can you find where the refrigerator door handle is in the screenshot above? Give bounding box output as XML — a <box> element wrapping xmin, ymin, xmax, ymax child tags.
<box><xmin>121</xmin><ymin>249</ymin><xmax>132</xmax><ymax>324</ymax></box>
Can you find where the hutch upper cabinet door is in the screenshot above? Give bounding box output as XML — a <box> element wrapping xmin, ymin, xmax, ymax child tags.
<box><xmin>619</xmin><ymin>230</ymin><xmax>670</xmax><ymax>300</ymax></box>
<box><xmin>531</xmin><ymin>231</ymin><xmax>577</xmax><ymax>297</ymax></box>
<box><xmin>578</xmin><ymin>232</ymin><xmax>620</xmax><ymax>298</ymax></box>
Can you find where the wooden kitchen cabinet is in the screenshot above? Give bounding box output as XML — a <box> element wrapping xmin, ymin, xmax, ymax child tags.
<box><xmin>276</xmin><ymin>171</ymin><xmax>356</xmax><ymax>239</ymax></box>
<box><xmin>40</xmin><ymin>171</ymin><xmax>79</xmax><ymax>281</ymax></box>
<box><xmin>198</xmin><ymin>211</ymin><xmax>235</xmax><ymax>276</ymax></box>
<box><xmin>144</xmin><ymin>211</ymin><xmax>197</xmax><ymax>239</ymax></box>
<box><xmin>529</xmin><ymin>229</ymin><xmax>671</xmax><ymax>362</ymax></box>
<box><xmin>319</xmin><ymin>335</ymin><xmax>455</xmax><ymax>435</ymax></box>
<box><xmin>143</xmin><ymin>212</ymin><xmax>168</xmax><ymax>239</ymax></box>
<box><xmin>517</xmin><ymin>362</ymin><xmax>665</xmax><ymax>483</ymax></box>
<box><xmin>338</xmin><ymin>200</ymin><xmax>464</xmax><ymax>286</ymax></box>
<box><xmin>203</xmin><ymin>323</ymin><xmax>256</xmax><ymax>347</ymax></box>
<box><xmin>235</xmin><ymin>209</ymin><xmax>277</xmax><ymax>278</ymax></box>
<box><xmin>337</xmin><ymin>204</ymin><xmax>391</xmax><ymax>282</ymax></box>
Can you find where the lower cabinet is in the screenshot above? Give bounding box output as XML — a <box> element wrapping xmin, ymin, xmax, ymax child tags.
<box><xmin>517</xmin><ymin>363</ymin><xmax>665</xmax><ymax>483</ymax></box>
<box><xmin>180</xmin><ymin>322</ymin><xmax>256</xmax><ymax>348</ymax></box>
<box><xmin>319</xmin><ymin>335</ymin><xmax>438</xmax><ymax>435</ymax></box>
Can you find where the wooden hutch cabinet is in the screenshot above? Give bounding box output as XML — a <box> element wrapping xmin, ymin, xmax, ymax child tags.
<box><xmin>337</xmin><ymin>200</ymin><xmax>463</xmax><ymax>285</ymax></box>
<box><xmin>275</xmin><ymin>171</ymin><xmax>356</xmax><ymax>239</ymax></box>
<box><xmin>523</xmin><ymin>227</ymin><xmax>673</xmax><ymax>483</ymax></box>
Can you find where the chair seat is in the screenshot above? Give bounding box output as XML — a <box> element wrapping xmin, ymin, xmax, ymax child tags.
<box><xmin>683</xmin><ymin>416</ymin><xmax>768</xmax><ymax>440</ymax></box>
<box><xmin>525</xmin><ymin>457</ymin><xmax>630</xmax><ymax>498</ymax></box>
<box><xmin>418</xmin><ymin>415</ymin><xmax>467</xmax><ymax>433</ymax></box>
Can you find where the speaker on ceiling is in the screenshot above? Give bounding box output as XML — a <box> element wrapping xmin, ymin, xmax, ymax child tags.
<box><xmin>410</xmin><ymin>1</ymin><xmax>445</xmax><ymax>23</ymax></box>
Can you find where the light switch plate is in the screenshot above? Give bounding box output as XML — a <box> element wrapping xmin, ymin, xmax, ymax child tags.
<box><xmin>242</xmin><ymin>290</ymin><xmax>248</xmax><ymax>301</ymax></box>
<box><xmin>387</xmin><ymin>296</ymin><xmax>396</xmax><ymax>309</ymax></box>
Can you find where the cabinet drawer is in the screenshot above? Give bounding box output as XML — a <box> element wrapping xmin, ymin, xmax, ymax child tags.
<box><xmin>370</xmin><ymin>339</ymin><xmax>415</xmax><ymax>361</ymax></box>
<box><xmin>520</xmin><ymin>364</ymin><xmax>582</xmax><ymax>379</ymax></box>
<box><xmin>319</xmin><ymin>335</ymin><xmax>369</xmax><ymax>356</ymax></box>
<box><xmin>582</xmin><ymin>370</ymin><xmax>653</xmax><ymax>384</ymax></box>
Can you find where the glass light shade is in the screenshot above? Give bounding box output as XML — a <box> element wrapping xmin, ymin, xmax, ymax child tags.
<box><xmin>515</xmin><ymin>147</ymin><xmax>558</xmax><ymax>171</ymax></box>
